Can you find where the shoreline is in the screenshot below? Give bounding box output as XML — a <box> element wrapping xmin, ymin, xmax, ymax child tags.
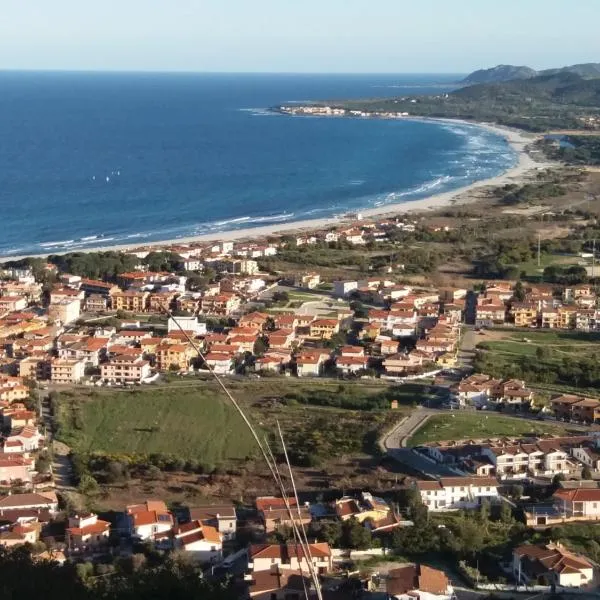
<box><xmin>0</xmin><ymin>119</ymin><xmax>554</xmax><ymax>263</ymax></box>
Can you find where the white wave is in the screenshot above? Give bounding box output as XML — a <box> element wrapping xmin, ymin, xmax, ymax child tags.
<box><xmin>348</xmin><ymin>179</ymin><xmax>365</xmax><ymax>186</ymax></box>
<box><xmin>39</xmin><ymin>239</ymin><xmax>75</xmax><ymax>248</ymax></box>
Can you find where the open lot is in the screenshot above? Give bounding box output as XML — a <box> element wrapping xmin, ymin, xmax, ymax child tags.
<box><xmin>55</xmin><ymin>378</ymin><xmax>423</xmax><ymax>508</ymax></box>
<box><xmin>407</xmin><ymin>412</ymin><xmax>569</xmax><ymax>447</ymax></box>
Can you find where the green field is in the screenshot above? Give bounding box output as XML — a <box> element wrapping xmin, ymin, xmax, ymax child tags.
<box><xmin>408</xmin><ymin>413</ymin><xmax>569</xmax><ymax>446</ymax></box>
<box><xmin>512</xmin><ymin>253</ymin><xmax>581</xmax><ymax>277</ymax></box>
<box><xmin>56</xmin><ymin>378</ymin><xmax>411</xmax><ymax>468</ymax></box>
<box><xmin>57</xmin><ymin>386</ymin><xmax>258</xmax><ymax>463</ymax></box>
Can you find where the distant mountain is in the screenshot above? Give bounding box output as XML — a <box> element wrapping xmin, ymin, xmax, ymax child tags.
<box><xmin>540</xmin><ymin>63</ymin><xmax>600</xmax><ymax>79</ymax></box>
<box><xmin>453</xmin><ymin>71</ymin><xmax>600</xmax><ymax>107</ymax></box>
<box><xmin>461</xmin><ymin>65</ymin><xmax>537</xmax><ymax>85</ymax></box>
<box><xmin>462</xmin><ymin>62</ymin><xmax>600</xmax><ymax>86</ymax></box>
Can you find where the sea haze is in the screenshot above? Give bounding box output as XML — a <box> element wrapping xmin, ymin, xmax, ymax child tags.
<box><xmin>0</xmin><ymin>72</ymin><xmax>516</xmax><ymax>256</ymax></box>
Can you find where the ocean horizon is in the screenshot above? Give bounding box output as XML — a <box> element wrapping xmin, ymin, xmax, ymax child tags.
<box><xmin>0</xmin><ymin>72</ymin><xmax>516</xmax><ymax>257</ymax></box>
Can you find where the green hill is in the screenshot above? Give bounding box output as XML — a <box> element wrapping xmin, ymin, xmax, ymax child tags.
<box><xmin>462</xmin><ymin>62</ymin><xmax>600</xmax><ymax>85</ymax></box>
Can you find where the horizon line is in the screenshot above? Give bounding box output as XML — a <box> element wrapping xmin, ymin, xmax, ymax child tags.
<box><xmin>0</xmin><ymin>68</ymin><xmax>467</xmax><ymax>76</ymax></box>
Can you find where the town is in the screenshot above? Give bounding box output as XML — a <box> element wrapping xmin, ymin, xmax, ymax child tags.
<box><xmin>2</xmin><ymin>191</ymin><xmax>600</xmax><ymax>598</ymax></box>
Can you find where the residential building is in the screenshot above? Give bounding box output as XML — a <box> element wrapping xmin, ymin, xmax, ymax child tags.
<box><xmin>167</xmin><ymin>315</ymin><xmax>206</xmax><ymax>336</ymax></box>
<box><xmin>111</xmin><ymin>291</ymin><xmax>150</xmax><ymax>313</ymax></box>
<box><xmin>258</xmin><ymin>503</ymin><xmax>312</xmax><ymax>534</ymax></box>
<box><xmin>172</xmin><ymin>520</ymin><xmax>222</xmax><ymax>563</ymax></box>
<box><xmin>48</xmin><ymin>298</ymin><xmax>81</xmax><ymax>325</ymax></box>
<box><xmin>294</xmin><ymin>273</ymin><xmax>320</xmax><ymax>289</ymax></box>
<box><xmin>50</xmin><ymin>358</ymin><xmax>85</xmax><ymax>384</ymax></box>
<box><xmin>203</xmin><ymin>352</ymin><xmax>234</xmax><ymax>375</ymax></box>
<box><xmin>0</xmin><ymin>492</ymin><xmax>58</xmax><ymax>513</ymax></box>
<box><xmin>553</xmin><ymin>488</ymin><xmax>600</xmax><ymax>520</ymax></box>
<box><xmin>248</xmin><ymin>543</ymin><xmax>333</xmax><ymax>575</ymax></box>
<box><xmin>66</xmin><ymin>513</ymin><xmax>111</xmax><ymax>550</ymax></box>
<box><xmin>0</xmin><ymin>296</ymin><xmax>28</xmax><ymax>313</ymax></box>
<box><xmin>101</xmin><ymin>355</ymin><xmax>151</xmax><ymax>384</ymax></box>
<box><xmin>386</xmin><ymin>564</ymin><xmax>453</xmax><ymax>600</ymax></box>
<box><xmin>0</xmin><ymin>455</ymin><xmax>33</xmax><ymax>485</ymax></box>
<box><xmin>335</xmin><ymin>492</ymin><xmax>391</xmax><ymax>524</ymax></box>
<box><xmin>511</xmin><ymin>303</ymin><xmax>539</xmax><ymax>328</ymax></box>
<box><xmin>552</xmin><ymin>394</ymin><xmax>600</xmax><ymax>423</ymax></box>
<box><xmin>80</xmin><ymin>279</ymin><xmax>120</xmax><ymax>297</ymax></box>
<box><xmin>188</xmin><ymin>504</ymin><xmax>237</xmax><ymax>541</ymax></box>
<box><xmin>155</xmin><ymin>343</ymin><xmax>196</xmax><ymax>372</ymax></box>
<box><xmin>333</xmin><ymin>280</ymin><xmax>358</xmax><ymax>298</ymax></box>
<box><xmin>127</xmin><ymin>500</ymin><xmax>174</xmax><ymax>540</ymax></box>
<box><xmin>336</xmin><ymin>355</ymin><xmax>368</xmax><ymax>374</ymax></box>
<box><xmin>513</xmin><ymin>543</ymin><xmax>593</xmax><ymax>588</ymax></box>
<box><xmin>309</xmin><ymin>319</ymin><xmax>339</xmax><ymax>340</ymax></box>
<box><xmin>200</xmin><ymin>294</ymin><xmax>241</xmax><ymax>316</ymax></box>
<box><xmin>85</xmin><ymin>293</ymin><xmax>108</xmax><ymax>312</ymax></box>
<box><xmin>415</xmin><ymin>477</ymin><xmax>499</xmax><ymax>511</ymax></box>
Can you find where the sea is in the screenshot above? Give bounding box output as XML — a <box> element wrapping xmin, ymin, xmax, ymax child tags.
<box><xmin>0</xmin><ymin>72</ymin><xmax>517</xmax><ymax>257</ymax></box>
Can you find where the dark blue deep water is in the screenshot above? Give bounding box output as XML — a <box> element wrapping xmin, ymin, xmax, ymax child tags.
<box><xmin>0</xmin><ymin>72</ymin><xmax>516</xmax><ymax>256</ymax></box>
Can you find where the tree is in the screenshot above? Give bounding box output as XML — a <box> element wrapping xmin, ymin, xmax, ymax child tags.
<box><xmin>253</xmin><ymin>336</ymin><xmax>268</xmax><ymax>356</ymax></box>
<box><xmin>340</xmin><ymin>517</ymin><xmax>372</xmax><ymax>550</ymax></box>
<box><xmin>499</xmin><ymin>501</ymin><xmax>513</xmax><ymax>524</ymax></box>
<box><xmin>513</xmin><ymin>280</ymin><xmax>526</xmax><ymax>301</ymax></box>
<box><xmin>582</xmin><ymin>465</ymin><xmax>593</xmax><ymax>480</ymax></box>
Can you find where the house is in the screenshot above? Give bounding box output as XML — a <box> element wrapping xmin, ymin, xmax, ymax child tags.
<box><xmin>475</xmin><ymin>299</ymin><xmax>505</xmax><ymax>328</ymax></box>
<box><xmin>552</xmin><ymin>394</ymin><xmax>600</xmax><ymax>423</ymax></box>
<box><xmin>0</xmin><ymin>296</ymin><xmax>28</xmax><ymax>313</ymax></box>
<box><xmin>294</xmin><ymin>273</ymin><xmax>320</xmax><ymax>289</ymax></box>
<box><xmin>513</xmin><ymin>543</ymin><xmax>593</xmax><ymax>588</ymax></box>
<box><xmin>383</xmin><ymin>352</ymin><xmax>425</xmax><ymax>376</ymax></box>
<box><xmin>295</xmin><ymin>355</ymin><xmax>322</xmax><ymax>377</ymax></box>
<box><xmin>0</xmin><ymin>522</ymin><xmax>39</xmax><ymax>548</ymax></box>
<box><xmin>309</xmin><ymin>319</ymin><xmax>339</xmax><ymax>340</ymax></box>
<box><xmin>80</xmin><ymin>278</ymin><xmax>120</xmax><ymax>297</ymax></box>
<box><xmin>0</xmin><ymin>455</ymin><xmax>33</xmax><ymax>485</ymax></box>
<box><xmin>415</xmin><ymin>477</ymin><xmax>499</xmax><ymax>511</ymax></box>
<box><xmin>259</xmin><ymin>504</ymin><xmax>312</xmax><ymax>534</ymax></box>
<box><xmin>0</xmin><ymin>491</ymin><xmax>58</xmax><ymax>514</ymax></box>
<box><xmin>203</xmin><ymin>352</ymin><xmax>234</xmax><ymax>375</ymax></box>
<box><xmin>66</xmin><ymin>513</ymin><xmax>111</xmax><ymax>550</ymax></box>
<box><xmin>4</xmin><ymin>425</ymin><xmax>43</xmax><ymax>452</ymax></box>
<box><xmin>200</xmin><ymin>294</ymin><xmax>241</xmax><ymax>316</ymax></box>
<box><xmin>380</xmin><ymin>338</ymin><xmax>400</xmax><ymax>355</ymax></box>
<box><xmin>101</xmin><ymin>355</ymin><xmax>151</xmax><ymax>384</ymax></box>
<box><xmin>188</xmin><ymin>504</ymin><xmax>237</xmax><ymax>541</ymax></box>
<box><xmin>255</xmin><ymin>353</ymin><xmax>288</xmax><ymax>373</ymax></box>
<box><xmin>172</xmin><ymin>520</ymin><xmax>223</xmax><ymax>563</ymax></box>
<box><xmin>333</xmin><ymin>280</ymin><xmax>358</xmax><ymax>298</ymax></box>
<box><xmin>386</xmin><ymin>564</ymin><xmax>453</xmax><ymax>600</ymax></box>
<box><xmin>127</xmin><ymin>500</ymin><xmax>174</xmax><ymax>540</ymax></box>
<box><xmin>572</xmin><ymin>446</ymin><xmax>600</xmax><ymax>472</ymax></box>
<box><xmin>50</xmin><ymin>358</ymin><xmax>85</xmax><ymax>384</ymax></box>
<box><xmin>335</xmin><ymin>492</ymin><xmax>391</xmax><ymax>524</ymax></box>
<box><xmin>246</xmin><ymin>568</ymin><xmax>312</xmax><ymax>600</ymax></box>
<box><xmin>85</xmin><ymin>293</ymin><xmax>108</xmax><ymax>312</ymax></box>
<box><xmin>552</xmin><ymin>488</ymin><xmax>600</xmax><ymax>520</ymax></box>
<box><xmin>336</xmin><ymin>355</ymin><xmax>367</xmax><ymax>374</ymax></box>
<box><xmin>248</xmin><ymin>543</ymin><xmax>333</xmax><ymax>575</ymax></box>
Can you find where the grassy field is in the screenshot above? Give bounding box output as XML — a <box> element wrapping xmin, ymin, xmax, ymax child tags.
<box><xmin>408</xmin><ymin>413</ymin><xmax>569</xmax><ymax>446</ymax></box>
<box><xmin>56</xmin><ymin>378</ymin><xmax>413</xmax><ymax>466</ymax></box>
<box><xmin>512</xmin><ymin>253</ymin><xmax>581</xmax><ymax>277</ymax></box>
<box><xmin>57</xmin><ymin>386</ymin><xmax>258</xmax><ymax>464</ymax></box>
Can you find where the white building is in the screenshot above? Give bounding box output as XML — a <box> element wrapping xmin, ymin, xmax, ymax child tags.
<box><xmin>416</xmin><ymin>477</ymin><xmax>499</xmax><ymax>511</ymax></box>
<box><xmin>172</xmin><ymin>520</ymin><xmax>223</xmax><ymax>563</ymax></box>
<box><xmin>333</xmin><ymin>280</ymin><xmax>358</xmax><ymax>298</ymax></box>
<box><xmin>127</xmin><ymin>500</ymin><xmax>174</xmax><ymax>540</ymax></box>
<box><xmin>167</xmin><ymin>316</ymin><xmax>207</xmax><ymax>336</ymax></box>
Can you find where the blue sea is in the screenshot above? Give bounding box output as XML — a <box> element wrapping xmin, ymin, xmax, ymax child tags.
<box><xmin>0</xmin><ymin>72</ymin><xmax>516</xmax><ymax>257</ymax></box>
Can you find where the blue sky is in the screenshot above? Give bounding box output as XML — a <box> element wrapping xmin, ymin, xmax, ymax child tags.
<box><xmin>1</xmin><ymin>0</ymin><xmax>598</xmax><ymax>73</ymax></box>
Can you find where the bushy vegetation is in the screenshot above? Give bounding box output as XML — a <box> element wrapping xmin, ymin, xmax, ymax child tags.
<box><xmin>492</xmin><ymin>182</ymin><xmax>566</xmax><ymax>206</ymax></box>
<box><xmin>475</xmin><ymin>330</ymin><xmax>600</xmax><ymax>392</ymax></box>
<box><xmin>542</xmin><ymin>135</ymin><xmax>600</xmax><ymax>166</ymax></box>
<box><xmin>0</xmin><ymin>545</ymin><xmax>234</xmax><ymax>599</ymax></box>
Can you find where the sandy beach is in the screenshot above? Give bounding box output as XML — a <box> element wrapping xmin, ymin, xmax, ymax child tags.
<box><xmin>1</xmin><ymin>119</ymin><xmax>554</xmax><ymax>262</ymax></box>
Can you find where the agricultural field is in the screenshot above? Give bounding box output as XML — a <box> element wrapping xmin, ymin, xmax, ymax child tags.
<box><xmin>407</xmin><ymin>413</ymin><xmax>569</xmax><ymax>447</ymax></box>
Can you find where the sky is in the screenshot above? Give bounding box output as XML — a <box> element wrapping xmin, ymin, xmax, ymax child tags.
<box><xmin>1</xmin><ymin>0</ymin><xmax>599</xmax><ymax>73</ymax></box>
